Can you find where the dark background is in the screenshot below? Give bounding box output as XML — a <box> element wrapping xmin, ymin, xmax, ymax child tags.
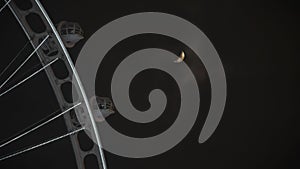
<box><xmin>0</xmin><ymin>0</ymin><xmax>298</xmax><ymax>169</ymax></box>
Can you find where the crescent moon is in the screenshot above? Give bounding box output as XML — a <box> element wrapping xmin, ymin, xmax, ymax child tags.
<box><xmin>174</xmin><ymin>51</ymin><xmax>185</xmax><ymax>63</ymax></box>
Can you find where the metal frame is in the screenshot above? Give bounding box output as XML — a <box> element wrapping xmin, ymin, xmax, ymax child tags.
<box><xmin>4</xmin><ymin>0</ymin><xmax>107</xmax><ymax>169</ymax></box>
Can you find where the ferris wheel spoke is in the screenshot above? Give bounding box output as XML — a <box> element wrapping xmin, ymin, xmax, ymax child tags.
<box><xmin>5</xmin><ymin>61</ymin><xmax>42</xmax><ymax>88</ymax></box>
<box><xmin>0</xmin><ymin>40</ymin><xmax>31</xmax><ymax>80</ymax></box>
<box><xmin>0</xmin><ymin>35</ymin><xmax>49</xmax><ymax>90</ymax></box>
<box><xmin>0</xmin><ymin>57</ymin><xmax>58</xmax><ymax>97</ymax></box>
<box><xmin>0</xmin><ymin>127</ymin><xmax>85</xmax><ymax>162</ymax></box>
<box><xmin>0</xmin><ymin>0</ymin><xmax>11</xmax><ymax>13</ymax></box>
<box><xmin>0</xmin><ymin>102</ymin><xmax>81</xmax><ymax>149</ymax></box>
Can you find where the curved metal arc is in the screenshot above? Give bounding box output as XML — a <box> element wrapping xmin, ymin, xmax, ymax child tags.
<box><xmin>34</xmin><ymin>1</ymin><xmax>108</xmax><ymax>169</ymax></box>
<box><xmin>4</xmin><ymin>0</ymin><xmax>107</xmax><ymax>168</ymax></box>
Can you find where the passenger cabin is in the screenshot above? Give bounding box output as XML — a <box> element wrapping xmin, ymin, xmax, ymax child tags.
<box><xmin>57</xmin><ymin>21</ymin><xmax>84</xmax><ymax>48</ymax></box>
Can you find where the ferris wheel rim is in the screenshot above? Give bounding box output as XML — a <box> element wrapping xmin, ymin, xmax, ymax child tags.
<box><xmin>2</xmin><ymin>0</ymin><xmax>107</xmax><ymax>169</ymax></box>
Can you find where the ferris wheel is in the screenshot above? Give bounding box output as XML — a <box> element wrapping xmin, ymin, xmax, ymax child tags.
<box><xmin>0</xmin><ymin>0</ymin><xmax>109</xmax><ymax>169</ymax></box>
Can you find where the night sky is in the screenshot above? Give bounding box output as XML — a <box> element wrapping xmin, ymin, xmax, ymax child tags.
<box><xmin>0</xmin><ymin>0</ymin><xmax>298</xmax><ymax>169</ymax></box>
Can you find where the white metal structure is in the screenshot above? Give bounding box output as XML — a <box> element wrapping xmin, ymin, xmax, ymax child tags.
<box><xmin>0</xmin><ymin>0</ymin><xmax>107</xmax><ymax>169</ymax></box>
